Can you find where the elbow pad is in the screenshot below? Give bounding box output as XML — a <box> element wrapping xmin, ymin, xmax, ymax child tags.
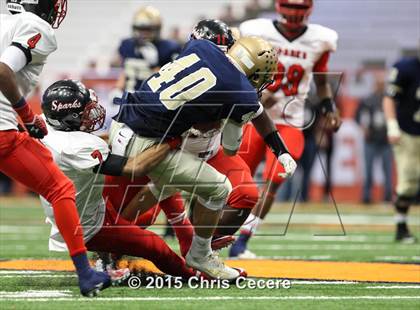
<box><xmin>222</xmin><ymin>120</ymin><xmax>243</xmax><ymax>153</ymax></box>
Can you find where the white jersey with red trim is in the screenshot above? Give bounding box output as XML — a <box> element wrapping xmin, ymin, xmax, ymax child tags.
<box><xmin>0</xmin><ymin>12</ymin><xmax>57</xmax><ymax>130</ymax></box>
<box><xmin>240</xmin><ymin>19</ymin><xmax>338</xmax><ymax>127</ymax></box>
<box><xmin>39</xmin><ymin>122</ymin><xmax>109</xmax><ymax>251</ymax></box>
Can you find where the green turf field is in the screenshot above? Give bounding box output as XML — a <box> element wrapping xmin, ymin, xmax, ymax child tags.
<box><xmin>0</xmin><ymin>197</ymin><xmax>419</xmax><ymax>309</ymax></box>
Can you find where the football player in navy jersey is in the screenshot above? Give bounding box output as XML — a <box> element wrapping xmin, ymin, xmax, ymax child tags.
<box><xmin>116</xmin><ymin>6</ymin><xmax>182</xmax><ymax>92</ymax></box>
<box><xmin>109</xmin><ymin>35</ymin><xmax>297</xmax><ymax>280</ymax></box>
<box><xmin>383</xmin><ymin>53</ymin><xmax>420</xmax><ymax>243</ymax></box>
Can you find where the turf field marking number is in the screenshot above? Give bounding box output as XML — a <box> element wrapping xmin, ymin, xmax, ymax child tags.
<box><xmin>147</xmin><ymin>53</ymin><xmax>217</xmax><ymax>110</ymax></box>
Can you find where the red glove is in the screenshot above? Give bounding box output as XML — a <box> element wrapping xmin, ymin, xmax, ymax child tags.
<box><xmin>166</xmin><ymin>136</ymin><xmax>182</xmax><ymax>150</ymax></box>
<box><xmin>13</xmin><ymin>97</ymin><xmax>48</xmax><ymax>139</ymax></box>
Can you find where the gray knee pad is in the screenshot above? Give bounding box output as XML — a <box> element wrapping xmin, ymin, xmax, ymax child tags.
<box><xmin>197</xmin><ymin>178</ymin><xmax>233</xmax><ymax>211</ymax></box>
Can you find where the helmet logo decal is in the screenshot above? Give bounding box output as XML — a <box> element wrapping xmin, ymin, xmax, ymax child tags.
<box><xmin>51</xmin><ymin>99</ymin><xmax>82</xmax><ymax>112</ymax></box>
<box><xmin>236</xmin><ymin>50</ymin><xmax>255</xmax><ymax>70</ymax></box>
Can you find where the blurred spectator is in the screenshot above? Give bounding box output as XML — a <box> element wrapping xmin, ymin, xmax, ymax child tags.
<box><xmin>219</xmin><ymin>4</ymin><xmax>238</xmax><ymax>26</ymax></box>
<box><xmin>0</xmin><ymin>173</ymin><xmax>12</xmax><ymax>195</ymax></box>
<box><xmin>169</xmin><ymin>26</ymin><xmax>185</xmax><ymax>46</ymax></box>
<box><xmin>245</xmin><ymin>0</ymin><xmax>262</xmax><ymax>19</ymax></box>
<box><xmin>356</xmin><ymin>74</ymin><xmax>393</xmax><ymax>203</ymax></box>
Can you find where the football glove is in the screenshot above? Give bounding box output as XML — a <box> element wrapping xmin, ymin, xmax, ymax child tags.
<box><xmin>13</xmin><ymin>97</ymin><xmax>48</xmax><ymax>139</ymax></box>
<box><xmin>278</xmin><ymin>153</ymin><xmax>297</xmax><ymax>178</ymax></box>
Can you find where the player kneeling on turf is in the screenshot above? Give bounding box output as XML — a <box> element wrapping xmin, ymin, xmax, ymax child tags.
<box><xmin>39</xmin><ymin>79</ymin><xmax>204</xmax><ymax>282</ymax></box>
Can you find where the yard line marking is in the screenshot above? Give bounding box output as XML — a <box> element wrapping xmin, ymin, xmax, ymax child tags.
<box><xmin>0</xmin><ymin>290</ymin><xmax>71</xmax><ymax>298</ymax></box>
<box><xmin>0</xmin><ymin>226</ymin><xmax>45</xmax><ymax>233</ymax></box>
<box><xmin>292</xmin><ymin>281</ymin><xmax>358</xmax><ymax>285</ymax></box>
<box><xmin>1</xmin><ymin>296</ymin><xmax>420</xmax><ymax>302</ymax></box>
<box><xmin>366</xmin><ymin>285</ymin><xmax>420</xmax><ymax>289</ymax></box>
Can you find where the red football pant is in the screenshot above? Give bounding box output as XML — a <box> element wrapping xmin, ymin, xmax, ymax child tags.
<box><xmin>87</xmin><ymin>202</ymin><xmax>196</xmax><ymax>279</ymax></box>
<box><xmin>239</xmin><ymin>124</ymin><xmax>305</xmax><ymax>184</ymax></box>
<box><xmin>0</xmin><ymin>130</ymin><xmax>86</xmax><ymax>256</ymax></box>
<box><xmin>208</xmin><ymin>148</ymin><xmax>259</xmax><ymax>209</ymax></box>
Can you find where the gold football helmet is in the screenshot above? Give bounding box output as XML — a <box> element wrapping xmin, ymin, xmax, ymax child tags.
<box><xmin>132</xmin><ymin>6</ymin><xmax>162</xmax><ymax>41</ymax></box>
<box><xmin>228</xmin><ymin>36</ymin><xmax>277</xmax><ymax>91</ymax></box>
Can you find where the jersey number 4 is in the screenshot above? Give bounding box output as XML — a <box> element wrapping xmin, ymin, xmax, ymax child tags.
<box><xmin>147</xmin><ymin>53</ymin><xmax>217</xmax><ymax>110</ymax></box>
<box><xmin>27</xmin><ymin>33</ymin><xmax>42</xmax><ymax>49</ymax></box>
<box><xmin>268</xmin><ymin>62</ymin><xmax>304</xmax><ymax>96</ymax></box>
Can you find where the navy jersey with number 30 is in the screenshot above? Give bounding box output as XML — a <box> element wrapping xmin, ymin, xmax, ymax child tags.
<box><xmin>114</xmin><ymin>40</ymin><xmax>261</xmax><ymax>138</ymax></box>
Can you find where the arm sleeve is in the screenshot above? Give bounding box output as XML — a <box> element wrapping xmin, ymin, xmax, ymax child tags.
<box><xmin>61</xmin><ymin>136</ymin><xmax>110</xmax><ymax>171</ymax></box>
<box><xmin>12</xmin><ymin>15</ymin><xmax>57</xmax><ymax>64</ymax></box>
<box><xmin>0</xmin><ymin>45</ymin><xmax>27</xmax><ymax>72</ymax></box>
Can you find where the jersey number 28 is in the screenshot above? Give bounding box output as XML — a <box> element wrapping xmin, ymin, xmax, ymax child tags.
<box><xmin>268</xmin><ymin>62</ymin><xmax>304</xmax><ymax>96</ymax></box>
<box><xmin>147</xmin><ymin>53</ymin><xmax>217</xmax><ymax>110</ymax></box>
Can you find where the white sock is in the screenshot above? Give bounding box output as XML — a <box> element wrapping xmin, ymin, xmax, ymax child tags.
<box><xmin>395</xmin><ymin>213</ymin><xmax>407</xmax><ymax>224</ymax></box>
<box><xmin>241</xmin><ymin>213</ymin><xmax>262</xmax><ymax>234</ymax></box>
<box><xmin>189</xmin><ymin>234</ymin><xmax>212</xmax><ymax>259</ymax></box>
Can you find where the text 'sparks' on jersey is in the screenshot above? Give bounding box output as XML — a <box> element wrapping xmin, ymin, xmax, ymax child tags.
<box><xmin>114</xmin><ymin>39</ymin><xmax>262</xmax><ymax>138</ymax></box>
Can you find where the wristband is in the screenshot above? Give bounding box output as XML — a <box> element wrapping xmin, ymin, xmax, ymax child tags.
<box><xmin>264</xmin><ymin>131</ymin><xmax>289</xmax><ymax>158</ymax></box>
<box><xmin>386</xmin><ymin>119</ymin><xmax>401</xmax><ymax>138</ymax></box>
<box><xmin>12</xmin><ymin>97</ymin><xmax>34</xmax><ymax>123</ymax></box>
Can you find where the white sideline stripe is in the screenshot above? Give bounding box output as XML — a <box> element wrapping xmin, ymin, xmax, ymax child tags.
<box><xmin>366</xmin><ymin>286</ymin><xmax>420</xmax><ymax>289</ymax></box>
<box><xmin>1</xmin><ymin>296</ymin><xmax>420</xmax><ymax>302</ymax></box>
<box><xmin>0</xmin><ymin>271</ymin><xmax>53</xmax><ymax>274</ymax></box>
<box><xmin>249</xmin><ymin>244</ymin><xmax>415</xmax><ymax>251</ymax></box>
<box><xmin>0</xmin><ymin>275</ymin><xmax>76</xmax><ymax>278</ymax></box>
<box><xmin>0</xmin><ymin>290</ymin><xmax>71</xmax><ymax>298</ymax></box>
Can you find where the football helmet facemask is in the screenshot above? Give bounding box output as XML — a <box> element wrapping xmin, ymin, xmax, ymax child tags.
<box><xmin>42</xmin><ymin>80</ymin><xmax>105</xmax><ymax>133</ymax></box>
<box><xmin>6</xmin><ymin>0</ymin><xmax>67</xmax><ymax>29</ymax></box>
<box><xmin>190</xmin><ymin>19</ymin><xmax>235</xmax><ymax>52</ymax></box>
<box><xmin>275</xmin><ymin>0</ymin><xmax>313</xmax><ymax>31</ymax></box>
<box><xmin>227</xmin><ymin>36</ymin><xmax>278</xmax><ymax>93</ymax></box>
<box><xmin>132</xmin><ymin>6</ymin><xmax>162</xmax><ymax>43</ymax></box>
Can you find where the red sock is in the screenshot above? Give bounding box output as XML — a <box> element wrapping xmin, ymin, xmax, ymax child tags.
<box><xmin>52</xmin><ymin>198</ymin><xmax>87</xmax><ymax>256</ymax></box>
<box><xmin>86</xmin><ymin>223</ymin><xmax>196</xmax><ymax>279</ymax></box>
<box><xmin>159</xmin><ymin>194</ymin><xmax>193</xmax><ymax>257</ymax></box>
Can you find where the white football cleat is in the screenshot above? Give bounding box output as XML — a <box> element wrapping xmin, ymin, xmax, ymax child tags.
<box><xmin>186</xmin><ymin>251</ymin><xmax>243</xmax><ymax>281</ymax></box>
<box><xmin>237</xmin><ymin>249</ymin><xmax>257</xmax><ymax>259</ymax></box>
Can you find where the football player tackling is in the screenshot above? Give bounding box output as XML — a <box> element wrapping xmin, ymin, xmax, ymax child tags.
<box><xmin>230</xmin><ymin>0</ymin><xmax>342</xmax><ymax>258</ymax></box>
<box><xmin>110</xmin><ymin>35</ymin><xmax>297</xmax><ymax>280</ymax></box>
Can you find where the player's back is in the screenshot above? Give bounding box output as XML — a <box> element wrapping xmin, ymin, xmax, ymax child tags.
<box><xmin>0</xmin><ymin>12</ymin><xmax>57</xmax><ymax>131</ymax></box>
<box><xmin>119</xmin><ymin>37</ymin><xmax>181</xmax><ymax>91</ymax></box>
<box><xmin>114</xmin><ymin>39</ymin><xmax>259</xmax><ymax>138</ymax></box>
<box><xmin>39</xmin><ymin>122</ymin><xmax>108</xmax><ymax>246</ymax></box>
<box><xmin>388</xmin><ymin>57</ymin><xmax>420</xmax><ymax>135</ymax></box>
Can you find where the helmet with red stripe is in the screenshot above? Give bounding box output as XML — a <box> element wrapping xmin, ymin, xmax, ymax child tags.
<box><xmin>275</xmin><ymin>0</ymin><xmax>313</xmax><ymax>31</ymax></box>
<box><xmin>7</xmin><ymin>0</ymin><xmax>67</xmax><ymax>29</ymax></box>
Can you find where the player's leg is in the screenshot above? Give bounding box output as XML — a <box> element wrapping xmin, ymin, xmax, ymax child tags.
<box><xmin>159</xmin><ymin>193</ymin><xmax>194</xmax><ymax>257</ymax></box>
<box><xmin>0</xmin><ymin>130</ymin><xmax>111</xmax><ymax>296</ymax></box>
<box><xmin>111</xmin><ymin>129</ymin><xmax>239</xmax><ymax>279</ymax></box>
<box><xmin>208</xmin><ymin>148</ymin><xmax>259</xmax><ymax>237</ymax></box>
<box><xmin>232</xmin><ymin>125</ymin><xmax>305</xmax><ymax>257</ymax></box>
<box><xmin>86</xmin><ymin>209</ymin><xmax>198</xmax><ymax>280</ymax></box>
<box><xmin>392</xmin><ymin>132</ymin><xmax>420</xmax><ymax>243</ymax></box>
<box><xmin>238</xmin><ymin>123</ymin><xmax>266</xmax><ymax>175</ymax></box>
<box><xmin>363</xmin><ymin>142</ymin><xmax>375</xmax><ymax>204</ymax></box>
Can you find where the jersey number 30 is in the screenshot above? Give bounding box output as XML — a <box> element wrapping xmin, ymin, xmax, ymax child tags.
<box><xmin>147</xmin><ymin>54</ymin><xmax>217</xmax><ymax>110</ymax></box>
<box><xmin>267</xmin><ymin>62</ymin><xmax>304</xmax><ymax>96</ymax></box>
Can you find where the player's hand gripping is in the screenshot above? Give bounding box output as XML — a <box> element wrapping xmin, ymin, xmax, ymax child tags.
<box><xmin>278</xmin><ymin>153</ymin><xmax>297</xmax><ymax>178</ymax></box>
<box><xmin>13</xmin><ymin>97</ymin><xmax>48</xmax><ymax>139</ymax></box>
